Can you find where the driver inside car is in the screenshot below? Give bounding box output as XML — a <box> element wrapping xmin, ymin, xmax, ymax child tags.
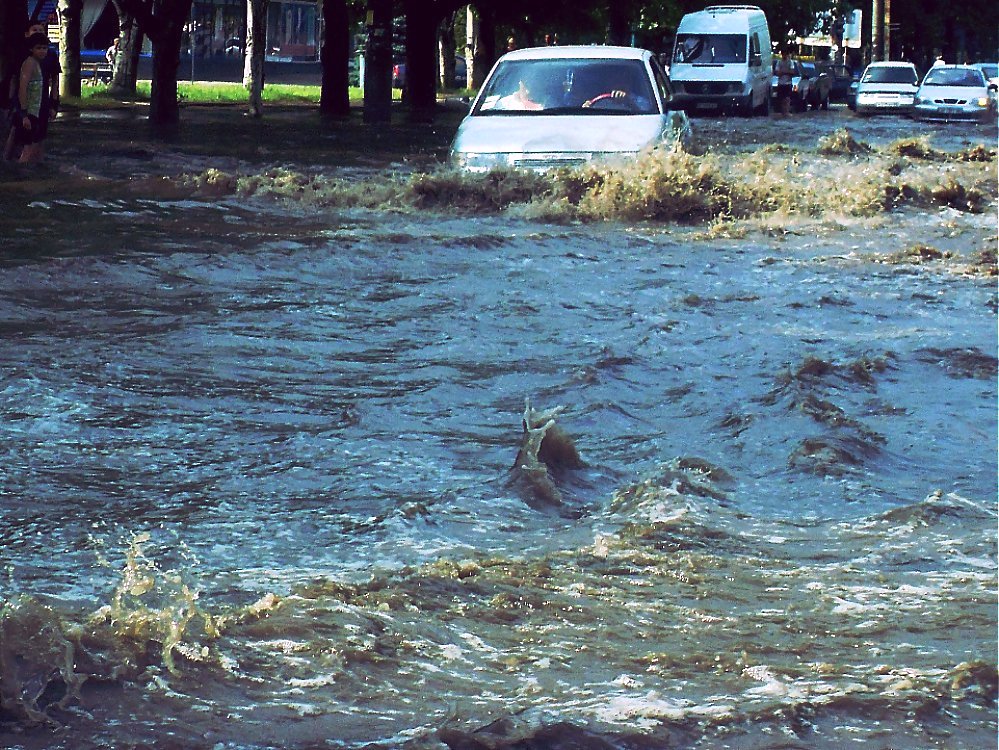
<box><xmin>581</xmin><ymin>69</ymin><xmax>651</xmax><ymax>111</ymax></box>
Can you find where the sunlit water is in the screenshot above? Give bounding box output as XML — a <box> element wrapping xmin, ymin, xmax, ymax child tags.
<box><xmin>1</xmin><ymin>180</ymin><xmax>996</xmax><ymax>749</ymax></box>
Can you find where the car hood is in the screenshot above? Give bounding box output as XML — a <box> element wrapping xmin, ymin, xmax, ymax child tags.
<box><xmin>857</xmin><ymin>81</ymin><xmax>916</xmax><ymax>94</ymax></box>
<box><xmin>917</xmin><ymin>84</ymin><xmax>988</xmax><ymax>99</ymax></box>
<box><xmin>451</xmin><ymin>114</ymin><xmax>671</xmax><ymax>154</ymax></box>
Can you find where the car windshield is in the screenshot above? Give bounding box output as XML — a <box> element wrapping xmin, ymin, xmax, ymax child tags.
<box><xmin>862</xmin><ymin>66</ymin><xmax>917</xmax><ymax>84</ymax></box>
<box><xmin>474</xmin><ymin>58</ymin><xmax>658</xmax><ymax>115</ymax></box>
<box><xmin>922</xmin><ymin>68</ymin><xmax>985</xmax><ymax>86</ymax></box>
<box><xmin>673</xmin><ymin>34</ymin><xmax>746</xmax><ymax>64</ymax></box>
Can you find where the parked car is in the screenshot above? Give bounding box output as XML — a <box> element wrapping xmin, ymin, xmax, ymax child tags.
<box><xmin>853</xmin><ymin>61</ymin><xmax>919</xmax><ymax>116</ymax></box>
<box><xmin>971</xmin><ymin>62</ymin><xmax>998</xmax><ymax>88</ymax></box>
<box><xmin>971</xmin><ymin>62</ymin><xmax>998</xmax><ymax>108</ymax></box>
<box><xmin>449</xmin><ymin>45</ymin><xmax>692</xmax><ymax>172</ymax></box>
<box><xmin>393</xmin><ymin>56</ymin><xmax>467</xmax><ymax>89</ymax></box>
<box><xmin>846</xmin><ymin>76</ymin><xmax>859</xmax><ymax>109</ymax></box>
<box><xmin>800</xmin><ymin>61</ymin><xmax>832</xmax><ymax>109</ymax></box>
<box><xmin>912</xmin><ymin>64</ymin><xmax>998</xmax><ymax>123</ymax></box>
<box><xmin>822</xmin><ymin>63</ymin><xmax>854</xmax><ymax>102</ymax></box>
<box><xmin>452</xmin><ymin>55</ymin><xmax>468</xmax><ymax>87</ymax></box>
<box><xmin>392</xmin><ymin>61</ymin><xmax>405</xmax><ymax>88</ymax></box>
<box><xmin>771</xmin><ymin>58</ymin><xmax>812</xmax><ymax>112</ymax></box>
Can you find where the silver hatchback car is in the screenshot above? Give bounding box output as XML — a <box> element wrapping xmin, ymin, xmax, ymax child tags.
<box><xmin>912</xmin><ymin>65</ymin><xmax>998</xmax><ymax>123</ymax></box>
<box><xmin>449</xmin><ymin>46</ymin><xmax>692</xmax><ymax>172</ymax></box>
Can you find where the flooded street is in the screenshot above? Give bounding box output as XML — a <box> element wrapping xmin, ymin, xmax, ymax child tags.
<box><xmin>0</xmin><ymin>106</ymin><xmax>996</xmax><ymax>749</ymax></box>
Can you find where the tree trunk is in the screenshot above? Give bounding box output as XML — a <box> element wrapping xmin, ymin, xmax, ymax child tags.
<box><xmin>58</xmin><ymin>0</ymin><xmax>83</xmax><ymax>98</ymax></box>
<box><xmin>473</xmin><ymin>4</ymin><xmax>496</xmax><ymax>89</ymax></box>
<box><xmin>115</xmin><ymin>0</ymin><xmax>192</xmax><ymax>127</ymax></box>
<box><xmin>319</xmin><ymin>0</ymin><xmax>350</xmax><ymax>117</ymax></box>
<box><xmin>403</xmin><ymin>0</ymin><xmax>437</xmax><ymax>121</ymax></box>
<box><xmin>149</xmin><ymin>14</ymin><xmax>185</xmax><ymax>127</ymax></box>
<box><xmin>110</xmin><ymin>0</ymin><xmax>142</xmax><ymax>95</ymax></box>
<box><xmin>464</xmin><ymin>5</ymin><xmax>477</xmax><ymax>89</ymax></box>
<box><xmin>362</xmin><ymin>0</ymin><xmax>392</xmax><ymax>124</ymax></box>
<box><xmin>439</xmin><ymin>10</ymin><xmax>457</xmax><ymax>89</ymax></box>
<box><xmin>1</xmin><ymin>0</ymin><xmax>27</xmax><ymax>157</ymax></box>
<box><xmin>1</xmin><ymin>1</ymin><xmax>29</xmax><ymax>102</ymax></box>
<box><xmin>244</xmin><ymin>0</ymin><xmax>267</xmax><ymax>117</ymax></box>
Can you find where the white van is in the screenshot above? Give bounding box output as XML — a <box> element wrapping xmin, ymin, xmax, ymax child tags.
<box><xmin>670</xmin><ymin>5</ymin><xmax>772</xmax><ymax>116</ymax></box>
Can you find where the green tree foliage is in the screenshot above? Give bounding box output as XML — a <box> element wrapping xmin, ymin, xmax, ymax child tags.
<box><xmin>888</xmin><ymin>0</ymin><xmax>997</xmax><ymax>65</ymax></box>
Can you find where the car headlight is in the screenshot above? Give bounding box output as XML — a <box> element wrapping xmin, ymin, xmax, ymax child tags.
<box><xmin>975</xmin><ymin>97</ymin><xmax>989</xmax><ymax>107</ymax></box>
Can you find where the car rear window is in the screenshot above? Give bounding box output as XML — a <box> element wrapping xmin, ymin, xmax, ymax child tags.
<box><xmin>475</xmin><ymin>58</ymin><xmax>658</xmax><ymax>115</ymax></box>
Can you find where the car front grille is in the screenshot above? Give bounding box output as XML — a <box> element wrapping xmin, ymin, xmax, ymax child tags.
<box><xmin>513</xmin><ymin>156</ymin><xmax>589</xmax><ymax>169</ymax></box>
<box><xmin>682</xmin><ymin>81</ymin><xmax>738</xmax><ymax>95</ymax></box>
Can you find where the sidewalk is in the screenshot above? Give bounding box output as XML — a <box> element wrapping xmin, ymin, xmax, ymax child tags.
<box><xmin>148</xmin><ymin>56</ymin><xmax>325</xmax><ymax>85</ymax></box>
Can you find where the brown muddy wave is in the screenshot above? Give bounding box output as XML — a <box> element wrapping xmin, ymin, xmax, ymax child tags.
<box><xmin>167</xmin><ymin>132</ymin><xmax>996</xmax><ymax>226</ymax></box>
<box><xmin>509</xmin><ymin>399</ymin><xmax>588</xmax><ymax>513</ymax></box>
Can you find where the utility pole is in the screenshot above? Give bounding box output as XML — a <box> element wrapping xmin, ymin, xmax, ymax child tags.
<box><xmin>884</xmin><ymin>0</ymin><xmax>892</xmax><ymax>60</ymax></box>
<box><xmin>872</xmin><ymin>0</ymin><xmax>884</xmax><ymax>61</ymax></box>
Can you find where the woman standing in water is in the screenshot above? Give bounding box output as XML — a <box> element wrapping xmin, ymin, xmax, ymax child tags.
<box><xmin>14</xmin><ymin>33</ymin><xmax>51</xmax><ymax>163</ymax></box>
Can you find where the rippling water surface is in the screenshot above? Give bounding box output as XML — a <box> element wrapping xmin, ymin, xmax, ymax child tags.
<box><xmin>0</xmin><ymin>185</ymin><xmax>995</xmax><ymax>749</ymax></box>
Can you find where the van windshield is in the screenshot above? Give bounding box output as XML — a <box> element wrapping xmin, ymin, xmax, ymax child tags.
<box><xmin>674</xmin><ymin>34</ymin><xmax>746</xmax><ymax>64</ymax></box>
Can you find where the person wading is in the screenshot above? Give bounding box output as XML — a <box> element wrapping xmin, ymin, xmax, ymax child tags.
<box><xmin>774</xmin><ymin>49</ymin><xmax>794</xmax><ymax>116</ymax></box>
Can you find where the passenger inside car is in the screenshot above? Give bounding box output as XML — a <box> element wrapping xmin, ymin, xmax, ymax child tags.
<box><xmin>495</xmin><ymin>77</ymin><xmax>544</xmax><ymax>110</ymax></box>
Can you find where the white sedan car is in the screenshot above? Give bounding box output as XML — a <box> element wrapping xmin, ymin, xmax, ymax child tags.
<box><xmin>853</xmin><ymin>61</ymin><xmax>919</xmax><ymax>116</ymax></box>
<box><xmin>449</xmin><ymin>46</ymin><xmax>692</xmax><ymax>172</ymax></box>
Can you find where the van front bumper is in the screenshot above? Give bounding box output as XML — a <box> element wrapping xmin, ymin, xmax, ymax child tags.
<box><xmin>672</xmin><ymin>93</ymin><xmax>748</xmax><ymax>113</ymax></box>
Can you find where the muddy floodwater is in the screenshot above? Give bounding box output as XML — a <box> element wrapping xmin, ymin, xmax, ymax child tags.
<box><xmin>0</xmin><ymin>106</ymin><xmax>996</xmax><ymax>749</ymax></box>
